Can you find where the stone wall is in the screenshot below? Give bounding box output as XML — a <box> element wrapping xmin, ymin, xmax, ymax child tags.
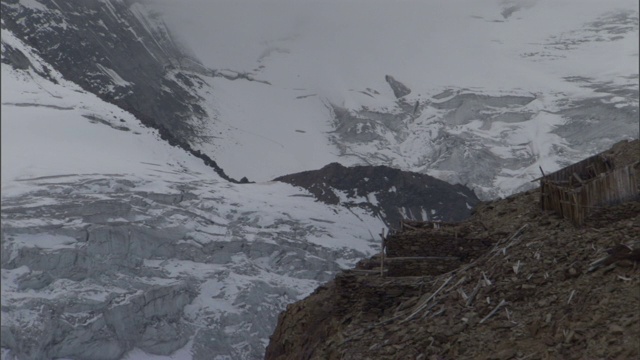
<box><xmin>334</xmin><ymin>272</ymin><xmax>423</xmax><ymax>319</ymax></box>
<box><xmin>385</xmin><ymin>258</ymin><xmax>462</xmax><ymax>277</ymax></box>
<box><xmin>386</xmin><ymin>230</ymin><xmax>491</xmax><ymax>261</ymax></box>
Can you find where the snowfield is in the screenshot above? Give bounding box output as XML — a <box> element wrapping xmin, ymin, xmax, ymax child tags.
<box><xmin>0</xmin><ymin>29</ymin><xmax>219</xmax><ymax>196</ymax></box>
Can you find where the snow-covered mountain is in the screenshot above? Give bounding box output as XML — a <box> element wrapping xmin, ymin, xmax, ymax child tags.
<box><xmin>6</xmin><ymin>0</ymin><xmax>638</xmax><ymax>199</ymax></box>
<box><xmin>1</xmin><ymin>0</ymin><xmax>638</xmax><ymax>359</ymax></box>
<box><xmin>153</xmin><ymin>0</ymin><xmax>639</xmax><ymax>198</ymax></box>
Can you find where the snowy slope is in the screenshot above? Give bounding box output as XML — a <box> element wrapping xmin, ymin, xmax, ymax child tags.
<box><xmin>0</xmin><ymin>30</ymin><xmax>219</xmax><ymax>195</ymax></box>
<box><xmin>156</xmin><ymin>0</ymin><xmax>639</xmax><ymax>197</ymax></box>
<box><xmin>1</xmin><ymin>27</ymin><xmax>385</xmax><ymax>360</ymax></box>
<box><xmin>192</xmin><ymin>75</ymin><xmax>348</xmax><ymax>182</ymax></box>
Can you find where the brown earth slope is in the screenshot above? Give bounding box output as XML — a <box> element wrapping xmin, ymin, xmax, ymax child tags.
<box><xmin>266</xmin><ymin>139</ymin><xmax>640</xmax><ymax>360</ymax></box>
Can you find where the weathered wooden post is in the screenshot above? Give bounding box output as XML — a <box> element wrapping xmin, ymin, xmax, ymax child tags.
<box><xmin>380</xmin><ymin>228</ymin><xmax>385</xmax><ymax>277</ymax></box>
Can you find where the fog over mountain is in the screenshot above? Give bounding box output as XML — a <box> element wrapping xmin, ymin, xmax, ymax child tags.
<box><xmin>152</xmin><ymin>0</ymin><xmax>638</xmax><ymax>196</ymax></box>
<box><xmin>1</xmin><ymin>0</ymin><xmax>637</xmax><ymax>359</ymax></box>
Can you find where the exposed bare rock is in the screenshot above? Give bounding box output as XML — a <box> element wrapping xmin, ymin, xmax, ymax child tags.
<box><xmin>266</xmin><ymin>140</ymin><xmax>640</xmax><ymax>360</ymax></box>
<box><xmin>384</xmin><ymin>75</ymin><xmax>411</xmax><ymax>99</ymax></box>
<box><xmin>275</xmin><ymin>163</ymin><xmax>480</xmax><ymax>227</ymax></box>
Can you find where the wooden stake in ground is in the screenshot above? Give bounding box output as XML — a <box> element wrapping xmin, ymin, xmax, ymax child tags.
<box><xmin>380</xmin><ymin>228</ymin><xmax>385</xmax><ymax>277</ymax></box>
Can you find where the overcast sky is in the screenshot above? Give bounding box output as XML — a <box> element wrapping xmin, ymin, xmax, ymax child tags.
<box><xmin>151</xmin><ymin>0</ymin><xmax>639</xmax><ymax>95</ymax></box>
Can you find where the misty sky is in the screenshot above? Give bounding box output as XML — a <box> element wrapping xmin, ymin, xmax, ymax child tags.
<box><xmin>152</xmin><ymin>0</ymin><xmax>639</xmax><ymax>96</ymax></box>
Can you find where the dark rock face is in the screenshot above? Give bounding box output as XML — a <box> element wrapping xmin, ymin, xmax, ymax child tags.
<box><xmin>2</xmin><ymin>0</ymin><xmax>193</xmax><ymax>137</ymax></box>
<box><xmin>275</xmin><ymin>162</ymin><xmax>480</xmax><ymax>228</ymax></box>
<box><xmin>0</xmin><ymin>42</ymin><xmax>31</xmax><ymax>70</ymax></box>
<box><xmin>1</xmin><ymin>0</ymin><xmax>236</xmax><ymax>182</ymax></box>
<box><xmin>384</xmin><ymin>74</ymin><xmax>411</xmax><ymax>99</ymax></box>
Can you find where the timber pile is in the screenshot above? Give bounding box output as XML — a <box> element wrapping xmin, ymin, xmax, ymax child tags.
<box><xmin>266</xmin><ymin>140</ymin><xmax>640</xmax><ymax>360</ymax></box>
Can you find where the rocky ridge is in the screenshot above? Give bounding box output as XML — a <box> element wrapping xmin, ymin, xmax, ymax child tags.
<box><xmin>0</xmin><ymin>0</ymin><xmax>239</xmax><ymax>181</ymax></box>
<box><xmin>266</xmin><ymin>139</ymin><xmax>640</xmax><ymax>360</ymax></box>
<box><xmin>275</xmin><ymin>163</ymin><xmax>480</xmax><ymax>228</ymax></box>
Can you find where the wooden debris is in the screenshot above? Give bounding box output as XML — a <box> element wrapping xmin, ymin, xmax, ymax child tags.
<box><xmin>401</xmin><ymin>276</ymin><xmax>453</xmax><ymax>323</ymax></box>
<box><xmin>482</xmin><ymin>272</ymin><xmax>492</xmax><ymax>286</ymax></box>
<box><xmin>446</xmin><ymin>275</ymin><xmax>468</xmax><ymax>293</ymax></box>
<box><xmin>572</xmin><ymin>172</ymin><xmax>585</xmax><ymax>184</ymax></box>
<box><xmin>479</xmin><ymin>299</ymin><xmax>507</xmax><ymax>324</ymax></box>
<box><xmin>492</xmin><ymin>224</ymin><xmax>529</xmax><ymax>257</ymax></box>
<box><xmin>402</xmin><ymin>223</ymin><xmax>419</xmax><ymax>231</ymax></box>
<box><xmin>513</xmin><ymin>260</ymin><xmax>521</xmax><ymax>274</ymax></box>
<box><xmin>457</xmin><ymin>288</ymin><xmax>468</xmax><ymax>300</ymax></box>
<box><xmin>466</xmin><ymin>279</ymin><xmax>482</xmax><ymax>307</ymax></box>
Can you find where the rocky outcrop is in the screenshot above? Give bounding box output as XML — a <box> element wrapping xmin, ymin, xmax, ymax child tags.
<box><xmin>384</xmin><ymin>75</ymin><xmax>411</xmax><ymax>99</ymax></box>
<box><xmin>275</xmin><ymin>163</ymin><xmax>480</xmax><ymax>228</ymax></box>
<box><xmin>266</xmin><ymin>141</ymin><xmax>640</xmax><ymax>360</ymax></box>
<box><xmin>0</xmin><ymin>42</ymin><xmax>31</xmax><ymax>70</ymax></box>
<box><xmin>1</xmin><ymin>0</ymin><xmax>196</xmax><ymax>137</ymax></box>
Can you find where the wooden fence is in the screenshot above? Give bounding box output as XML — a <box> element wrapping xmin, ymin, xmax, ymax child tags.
<box><xmin>539</xmin><ymin>154</ymin><xmax>612</xmax><ymax>186</ymax></box>
<box><xmin>540</xmin><ymin>162</ymin><xmax>638</xmax><ymax>225</ymax></box>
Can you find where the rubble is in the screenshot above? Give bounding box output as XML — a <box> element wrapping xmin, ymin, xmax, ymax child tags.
<box><xmin>266</xmin><ymin>140</ymin><xmax>640</xmax><ymax>360</ymax></box>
